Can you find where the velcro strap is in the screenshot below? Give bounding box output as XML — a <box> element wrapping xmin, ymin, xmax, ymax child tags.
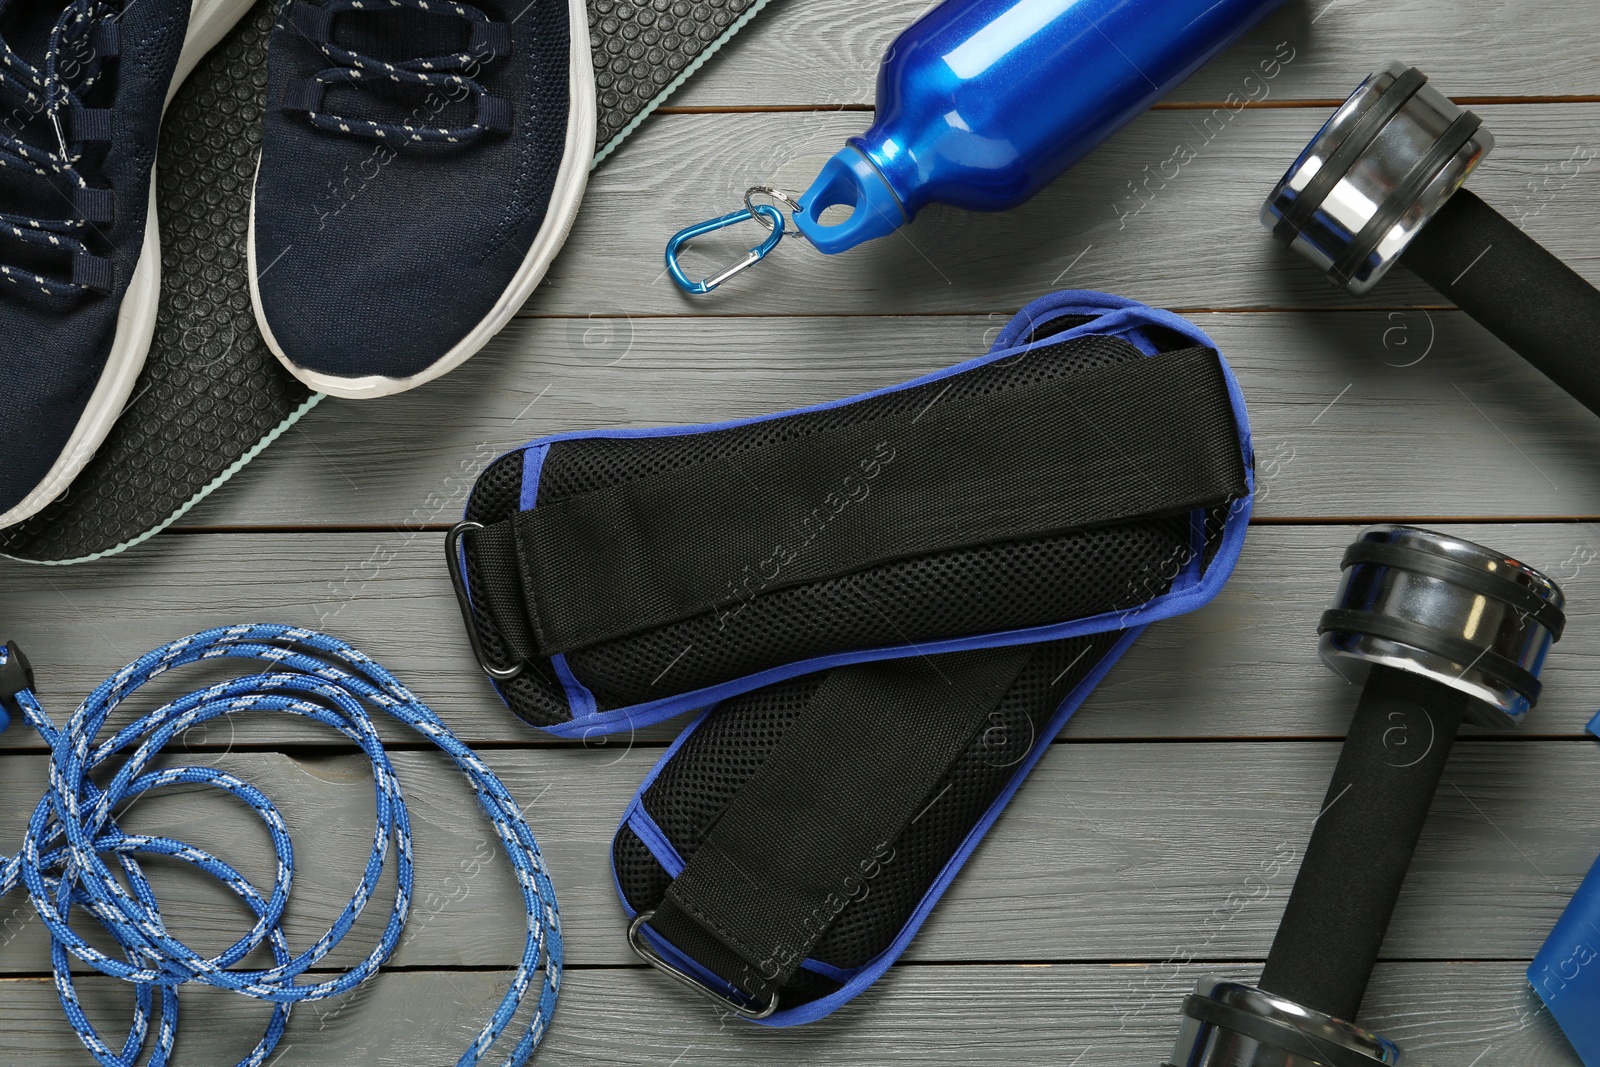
<box><xmin>71</xmin><ymin>253</ymin><xmax>113</xmax><ymax>294</ymax></box>
<box><xmin>470</xmin><ymin>21</ymin><xmax>513</xmax><ymax>58</ymax></box>
<box><xmin>281</xmin><ymin>78</ymin><xmax>326</xmax><ymax>114</ymax></box>
<box><xmin>474</xmin><ymin>522</ymin><xmax>542</xmax><ymax>664</ymax></box>
<box><xmin>66</xmin><ymin>107</ymin><xmax>114</xmax><ymax>143</ymax></box>
<box><xmin>73</xmin><ymin>186</ymin><xmax>114</xmax><ymax>224</ymax></box>
<box><xmin>644</xmin><ymin>647</ymin><xmax>1034</xmax><ymax>995</ymax></box>
<box><xmin>493</xmin><ymin>346</ymin><xmax>1245</xmax><ymax>657</ymax></box>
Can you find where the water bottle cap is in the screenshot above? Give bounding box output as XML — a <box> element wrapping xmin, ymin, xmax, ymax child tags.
<box><xmin>793</xmin><ymin>147</ymin><xmax>907</xmax><ymax>254</ymax></box>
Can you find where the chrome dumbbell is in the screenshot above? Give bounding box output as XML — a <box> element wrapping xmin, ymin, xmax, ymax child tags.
<box><xmin>1265</xmin><ymin>63</ymin><xmax>1600</xmax><ymax>422</ymax></box>
<box><xmin>1166</xmin><ymin>525</ymin><xmax>1566</xmax><ymax>1066</ymax></box>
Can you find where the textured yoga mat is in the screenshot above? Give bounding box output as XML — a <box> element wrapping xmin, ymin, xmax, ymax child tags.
<box><xmin>0</xmin><ymin>0</ymin><xmax>769</xmax><ymax>564</ymax></box>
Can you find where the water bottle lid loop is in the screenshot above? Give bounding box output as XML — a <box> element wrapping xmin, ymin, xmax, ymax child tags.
<box><xmin>792</xmin><ymin>147</ymin><xmax>908</xmax><ymax>254</ymax></box>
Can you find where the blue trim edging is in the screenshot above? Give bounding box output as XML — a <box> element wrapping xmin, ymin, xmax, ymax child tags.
<box><xmin>614</xmin><ymin>624</ymin><xmax>1147</xmax><ymax>1026</ymax></box>
<box><xmin>466</xmin><ymin>289</ymin><xmax>1255</xmax><ymax>738</ymax></box>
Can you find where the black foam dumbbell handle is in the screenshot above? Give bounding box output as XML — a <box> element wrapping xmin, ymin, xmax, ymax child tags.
<box><xmin>1256</xmin><ymin>664</ymin><xmax>1471</xmax><ymax>1022</ymax></box>
<box><xmin>1400</xmin><ymin>188</ymin><xmax>1600</xmax><ymax>421</ymax></box>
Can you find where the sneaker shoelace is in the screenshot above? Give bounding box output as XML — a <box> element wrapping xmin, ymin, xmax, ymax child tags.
<box><xmin>0</xmin><ymin>0</ymin><xmax>120</xmax><ymax>300</ymax></box>
<box><xmin>280</xmin><ymin>0</ymin><xmax>516</xmax><ymax>146</ymax></box>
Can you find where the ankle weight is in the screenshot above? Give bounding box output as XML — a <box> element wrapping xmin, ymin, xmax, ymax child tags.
<box><xmin>616</xmin><ymin>633</ymin><xmax>1136</xmax><ymax>1024</ymax></box>
<box><xmin>449</xmin><ymin>290</ymin><xmax>1255</xmax><ymax>738</ymax></box>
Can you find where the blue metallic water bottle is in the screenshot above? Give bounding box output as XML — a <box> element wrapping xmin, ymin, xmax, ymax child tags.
<box><xmin>793</xmin><ymin>0</ymin><xmax>1288</xmax><ymax>253</ymax></box>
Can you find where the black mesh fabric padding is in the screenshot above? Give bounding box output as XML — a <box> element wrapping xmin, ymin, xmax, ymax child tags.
<box><xmin>644</xmin><ymin>674</ymin><xmax>823</xmax><ymax>845</ymax></box>
<box><xmin>569</xmin><ymin>517</ymin><xmax>1191</xmax><ymax>708</ymax></box>
<box><xmin>615</xmin><ymin>632</ymin><xmax>1125</xmax><ymax>1008</ymax></box>
<box><xmin>464</xmin><ymin>449</ymin><xmax>526</xmax><ymax>526</ymax></box>
<box><xmin>459</xmin><ymin>317</ymin><xmax>1244</xmax><ymax>727</ymax></box>
<box><xmin>536</xmin><ymin>329</ymin><xmax>1139</xmax><ymax>504</ymax></box>
<box><xmin>1201</xmin><ymin>502</ymin><xmax>1234</xmax><ymax>570</ymax></box>
<box><xmin>614</xmin><ymin>824</ymin><xmax>674</xmax><ymax>908</ymax></box>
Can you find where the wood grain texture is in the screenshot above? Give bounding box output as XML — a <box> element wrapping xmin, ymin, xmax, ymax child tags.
<box><xmin>672</xmin><ymin>0</ymin><xmax>1600</xmax><ymax>108</ymax></box>
<box><xmin>4</xmin><ymin>524</ymin><xmax>1600</xmax><ymax>750</ymax></box>
<box><xmin>6</xmin><ymin>1</ymin><xmax>1600</xmax><ymax>1062</ymax></box>
<box><xmin>151</xmin><ymin>103</ymin><xmax>1600</xmax><ymax>528</ymax></box>
<box><xmin>0</xmin><ymin>736</ymin><xmax>1592</xmax><ymax>972</ymax></box>
<box><xmin>511</xmin><ymin>104</ymin><xmax>1600</xmax><ymax>316</ymax></box>
<box><xmin>0</xmin><ymin>963</ymin><xmax>1576</xmax><ymax>1066</ymax></box>
<box><xmin>164</xmin><ymin>307</ymin><xmax>1600</xmax><ymax>527</ymax></box>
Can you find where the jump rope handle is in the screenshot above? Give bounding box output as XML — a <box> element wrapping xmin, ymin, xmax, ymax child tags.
<box><xmin>0</xmin><ymin>640</ymin><xmax>34</xmax><ymax>734</ymax></box>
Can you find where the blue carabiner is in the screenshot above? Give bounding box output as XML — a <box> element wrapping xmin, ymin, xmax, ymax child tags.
<box><xmin>665</xmin><ymin>204</ymin><xmax>785</xmax><ymax>296</ymax></box>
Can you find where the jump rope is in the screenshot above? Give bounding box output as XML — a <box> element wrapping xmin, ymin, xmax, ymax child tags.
<box><xmin>0</xmin><ymin>624</ymin><xmax>561</xmax><ymax>1067</ymax></box>
<box><xmin>8</xmin><ymin>0</ymin><xmax>1600</xmax><ymax>1061</ymax></box>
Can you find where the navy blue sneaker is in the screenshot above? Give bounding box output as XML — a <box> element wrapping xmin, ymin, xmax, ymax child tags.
<box><xmin>0</xmin><ymin>0</ymin><xmax>255</xmax><ymax>529</ymax></box>
<box><xmin>249</xmin><ymin>0</ymin><xmax>596</xmax><ymax>399</ymax></box>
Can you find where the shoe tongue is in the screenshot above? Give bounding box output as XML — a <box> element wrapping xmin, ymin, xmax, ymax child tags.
<box><xmin>325</xmin><ymin>78</ymin><xmax>482</xmax><ymax>129</ymax></box>
<box><xmin>0</xmin><ymin>152</ymin><xmax>69</xmax><ymax>213</ymax></box>
<box><xmin>0</xmin><ymin>2</ymin><xmax>79</xmax><ymax>71</ymax></box>
<box><xmin>338</xmin><ymin>9</ymin><xmax>472</xmax><ymax>62</ymax></box>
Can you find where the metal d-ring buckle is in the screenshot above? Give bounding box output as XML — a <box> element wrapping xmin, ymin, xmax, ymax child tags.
<box><xmin>445</xmin><ymin>521</ymin><xmax>524</xmax><ymax>682</ymax></box>
<box><xmin>627</xmin><ymin>910</ymin><xmax>779</xmax><ymax>1020</ymax></box>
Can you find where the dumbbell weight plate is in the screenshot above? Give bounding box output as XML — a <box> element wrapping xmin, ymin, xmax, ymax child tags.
<box><xmin>1262</xmin><ymin>61</ymin><xmax>1493</xmax><ymax>294</ymax></box>
<box><xmin>1318</xmin><ymin>525</ymin><xmax>1564</xmax><ymax>729</ymax></box>
<box><xmin>1166</xmin><ymin>978</ymin><xmax>1401</xmax><ymax>1067</ymax></box>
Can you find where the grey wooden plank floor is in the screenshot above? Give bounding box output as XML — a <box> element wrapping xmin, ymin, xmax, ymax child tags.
<box><xmin>4</xmin><ymin>0</ymin><xmax>1600</xmax><ymax>1063</ymax></box>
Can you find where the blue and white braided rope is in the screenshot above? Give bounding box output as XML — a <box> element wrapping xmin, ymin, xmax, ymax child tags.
<box><xmin>0</xmin><ymin>623</ymin><xmax>562</xmax><ymax>1067</ymax></box>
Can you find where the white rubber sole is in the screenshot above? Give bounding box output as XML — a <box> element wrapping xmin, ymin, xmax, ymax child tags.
<box><xmin>0</xmin><ymin>0</ymin><xmax>258</xmax><ymax>531</ymax></box>
<box><xmin>5</xmin><ymin>0</ymin><xmax>770</xmax><ymax>564</ymax></box>
<box><xmin>249</xmin><ymin>0</ymin><xmax>598</xmax><ymax>401</ymax></box>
